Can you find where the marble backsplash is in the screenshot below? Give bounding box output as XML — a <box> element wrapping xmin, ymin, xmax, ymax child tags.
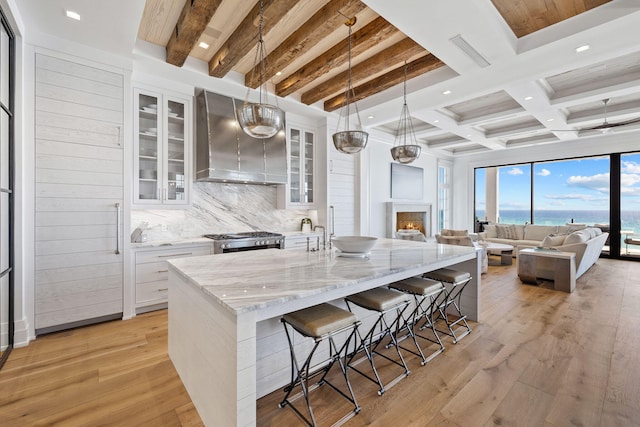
<box><xmin>131</xmin><ymin>182</ymin><xmax>313</xmax><ymax>242</ymax></box>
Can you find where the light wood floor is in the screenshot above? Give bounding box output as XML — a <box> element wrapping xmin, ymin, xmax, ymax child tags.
<box><xmin>1</xmin><ymin>258</ymin><xmax>639</xmax><ymax>426</ymax></box>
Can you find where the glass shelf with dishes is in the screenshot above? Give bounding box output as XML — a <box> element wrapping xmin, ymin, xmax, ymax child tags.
<box><xmin>134</xmin><ymin>88</ymin><xmax>191</xmax><ymax>206</ymax></box>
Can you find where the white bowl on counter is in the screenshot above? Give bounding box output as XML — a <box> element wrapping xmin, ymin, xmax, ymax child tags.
<box><xmin>332</xmin><ymin>236</ymin><xmax>377</xmax><ymax>254</ymax></box>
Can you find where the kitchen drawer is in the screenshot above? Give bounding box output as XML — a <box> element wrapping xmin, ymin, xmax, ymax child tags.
<box><xmin>136</xmin><ymin>261</ymin><xmax>168</xmax><ymax>284</ymax></box>
<box><xmin>136</xmin><ymin>280</ymin><xmax>169</xmax><ymax>304</ymax></box>
<box><xmin>136</xmin><ymin>245</ymin><xmax>212</xmax><ymax>264</ymax></box>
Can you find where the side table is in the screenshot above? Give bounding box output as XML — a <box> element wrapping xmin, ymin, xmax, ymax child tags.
<box><xmin>517</xmin><ymin>248</ymin><xmax>576</xmax><ymax>292</ymax></box>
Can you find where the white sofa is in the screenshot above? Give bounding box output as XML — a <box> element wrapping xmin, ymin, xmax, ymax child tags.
<box><xmin>480</xmin><ymin>223</ymin><xmax>587</xmax><ymax>256</ymax></box>
<box><xmin>523</xmin><ymin>227</ymin><xmax>609</xmax><ymax>279</ymax></box>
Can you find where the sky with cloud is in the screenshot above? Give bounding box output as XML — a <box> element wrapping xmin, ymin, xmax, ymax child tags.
<box><xmin>475</xmin><ymin>153</ymin><xmax>640</xmax><ymax>212</ymax></box>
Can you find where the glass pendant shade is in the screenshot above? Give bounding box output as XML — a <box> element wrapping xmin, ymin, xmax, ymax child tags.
<box><xmin>237</xmin><ymin>103</ymin><xmax>284</xmax><ymax>138</ymax></box>
<box><xmin>237</xmin><ymin>0</ymin><xmax>284</xmax><ymax>139</ymax></box>
<box><xmin>332</xmin><ymin>17</ymin><xmax>368</xmax><ymax>154</ymax></box>
<box><xmin>390</xmin><ymin>62</ymin><xmax>421</xmax><ymax>163</ymax></box>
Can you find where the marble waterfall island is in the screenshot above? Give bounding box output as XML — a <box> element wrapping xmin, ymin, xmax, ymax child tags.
<box><xmin>167</xmin><ymin>238</ymin><xmax>481</xmax><ymax>426</ymax></box>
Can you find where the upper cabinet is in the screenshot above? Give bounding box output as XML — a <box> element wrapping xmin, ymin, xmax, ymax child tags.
<box><xmin>134</xmin><ymin>87</ymin><xmax>191</xmax><ymax>206</ymax></box>
<box><xmin>279</xmin><ymin>122</ymin><xmax>316</xmax><ymax>208</ymax></box>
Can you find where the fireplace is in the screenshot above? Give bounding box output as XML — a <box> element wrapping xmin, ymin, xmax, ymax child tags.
<box><xmin>386</xmin><ymin>203</ymin><xmax>432</xmax><ymax>238</ymax></box>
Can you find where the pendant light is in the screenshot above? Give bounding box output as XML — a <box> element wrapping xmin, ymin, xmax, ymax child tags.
<box><xmin>236</xmin><ymin>0</ymin><xmax>284</xmax><ymax>139</ymax></box>
<box><xmin>390</xmin><ymin>62</ymin><xmax>421</xmax><ymax>163</ymax></box>
<box><xmin>332</xmin><ymin>17</ymin><xmax>368</xmax><ymax>154</ymax></box>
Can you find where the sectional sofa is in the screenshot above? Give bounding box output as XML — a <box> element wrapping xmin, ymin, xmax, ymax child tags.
<box><xmin>480</xmin><ymin>223</ymin><xmax>609</xmax><ymax>279</ymax></box>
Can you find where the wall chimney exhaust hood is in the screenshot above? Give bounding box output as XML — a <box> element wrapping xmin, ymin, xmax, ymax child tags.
<box><xmin>195</xmin><ymin>90</ymin><xmax>287</xmax><ymax>185</ymax></box>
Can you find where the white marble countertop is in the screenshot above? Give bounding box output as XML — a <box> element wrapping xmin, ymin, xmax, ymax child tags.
<box><xmin>167</xmin><ymin>238</ymin><xmax>477</xmax><ymax>317</ymax></box>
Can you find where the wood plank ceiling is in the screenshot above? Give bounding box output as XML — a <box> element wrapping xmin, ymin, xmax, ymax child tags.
<box><xmin>138</xmin><ymin>0</ymin><xmax>608</xmax><ymax>113</ymax></box>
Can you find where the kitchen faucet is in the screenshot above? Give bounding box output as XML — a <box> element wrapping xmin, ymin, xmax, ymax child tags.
<box><xmin>313</xmin><ymin>225</ymin><xmax>326</xmax><ymax>250</ymax></box>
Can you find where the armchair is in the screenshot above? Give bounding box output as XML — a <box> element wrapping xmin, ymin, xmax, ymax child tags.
<box><xmin>436</xmin><ymin>230</ymin><xmax>488</xmax><ymax>274</ymax></box>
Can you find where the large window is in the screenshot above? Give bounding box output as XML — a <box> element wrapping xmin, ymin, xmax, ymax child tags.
<box><xmin>438</xmin><ymin>160</ymin><xmax>452</xmax><ymax>231</ymax></box>
<box><xmin>620</xmin><ymin>153</ymin><xmax>640</xmax><ymax>256</ymax></box>
<box><xmin>472</xmin><ymin>154</ymin><xmax>640</xmax><ymax>258</ymax></box>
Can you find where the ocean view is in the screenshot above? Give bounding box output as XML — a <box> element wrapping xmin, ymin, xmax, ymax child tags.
<box><xmin>475</xmin><ymin>210</ymin><xmax>640</xmax><ymax>234</ymax></box>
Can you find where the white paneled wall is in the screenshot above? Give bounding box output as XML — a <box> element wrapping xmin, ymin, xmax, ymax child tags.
<box><xmin>329</xmin><ymin>150</ymin><xmax>358</xmax><ymax>236</ymax></box>
<box><xmin>34</xmin><ymin>53</ymin><xmax>124</xmax><ymax>333</ymax></box>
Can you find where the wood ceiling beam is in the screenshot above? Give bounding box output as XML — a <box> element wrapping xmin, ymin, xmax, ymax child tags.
<box><xmin>323</xmin><ymin>53</ymin><xmax>445</xmax><ymax>112</ymax></box>
<box><xmin>302</xmin><ymin>37</ymin><xmax>428</xmax><ymax>106</ymax></box>
<box><xmin>208</xmin><ymin>0</ymin><xmax>300</xmax><ymax>78</ymax></box>
<box><xmin>276</xmin><ymin>16</ymin><xmax>397</xmax><ymax>98</ymax></box>
<box><xmin>245</xmin><ymin>0</ymin><xmax>367</xmax><ymax>89</ymax></box>
<box><xmin>165</xmin><ymin>0</ymin><xmax>223</xmax><ymax>67</ymax></box>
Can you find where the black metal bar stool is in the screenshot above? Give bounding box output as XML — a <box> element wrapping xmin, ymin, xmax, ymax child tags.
<box><xmin>345</xmin><ymin>287</ymin><xmax>411</xmax><ymax>395</ymax></box>
<box><xmin>423</xmin><ymin>268</ymin><xmax>472</xmax><ymax>344</ymax></box>
<box><xmin>280</xmin><ymin>303</ymin><xmax>361</xmax><ymax>426</ymax></box>
<box><xmin>388</xmin><ymin>276</ymin><xmax>446</xmax><ymax>364</ymax></box>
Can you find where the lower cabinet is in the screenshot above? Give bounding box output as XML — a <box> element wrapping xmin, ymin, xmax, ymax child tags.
<box><xmin>133</xmin><ymin>243</ymin><xmax>212</xmax><ymax>313</ymax></box>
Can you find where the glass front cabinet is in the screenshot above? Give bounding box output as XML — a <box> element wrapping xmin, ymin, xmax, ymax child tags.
<box><xmin>279</xmin><ymin>123</ymin><xmax>315</xmax><ymax>208</ymax></box>
<box><xmin>134</xmin><ymin>88</ymin><xmax>191</xmax><ymax>206</ymax></box>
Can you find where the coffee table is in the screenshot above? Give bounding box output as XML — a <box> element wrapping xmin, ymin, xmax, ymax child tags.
<box><xmin>484</xmin><ymin>242</ymin><xmax>513</xmax><ymax>265</ymax></box>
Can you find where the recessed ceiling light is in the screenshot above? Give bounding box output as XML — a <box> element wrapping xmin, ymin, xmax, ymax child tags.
<box><xmin>275</xmin><ymin>71</ymin><xmax>282</xmax><ymax>76</ymax></box>
<box><xmin>65</xmin><ymin>10</ymin><xmax>81</xmax><ymax>20</ymax></box>
<box><xmin>433</xmin><ymin>119</ymin><xmax>440</xmax><ymax>123</ymax></box>
<box><xmin>576</xmin><ymin>44</ymin><xmax>590</xmax><ymax>53</ymax></box>
<box><xmin>198</xmin><ymin>41</ymin><xmax>210</xmax><ymax>49</ymax></box>
<box><xmin>367</xmin><ymin>115</ymin><xmax>374</xmax><ymax>119</ymax></box>
<box><xmin>442</xmin><ymin>90</ymin><xmax>451</xmax><ymax>95</ymax></box>
<box><xmin>547</xmin><ymin>118</ymin><xmax>554</xmax><ymax>122</ymax></box>
<box><xmin>524</xmin><ymin>96</ymin><xmax>533</xmax><ymax>101</ymax></box>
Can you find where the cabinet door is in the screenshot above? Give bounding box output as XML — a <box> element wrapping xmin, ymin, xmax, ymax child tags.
<box><xmin>163</xmin><ymin>97</ymin><xmax>188</xmax><ymax>203</ymax></box>
<box><xmin>285</xmin><ymin>125</ymin><xmax>315</xmax><ymax>207</ymax></box>
<box><xmin>35</xmin><ymin>53</ymin><xmax>124</xmax><ymax>334</ymax></box>
<box><xmin>135</xmin><ymin>90</ymin><xmax>161</xmax><ymax>203</ymax></box>
<box><xmin>303</xmin><ymin>130</ymin><xmax>314</xmax><ymax>204</ymax></box>
<box><xmin>289</xmin><ymin>128</ymin><xmax>301</xmax><ymax>203</ymax></box>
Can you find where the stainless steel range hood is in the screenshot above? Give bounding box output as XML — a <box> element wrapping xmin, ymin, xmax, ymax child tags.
<box><xmin>196</xmin><ymin>90</ymin><xmax>287</xmax><ymax>185</ymax></box>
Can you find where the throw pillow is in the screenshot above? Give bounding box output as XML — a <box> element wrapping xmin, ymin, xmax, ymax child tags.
<box><xmin>541</xmin><ymin>234</ymin><xmax>566</xmax><ymax>247</ymax></box>
<box><xmin>564</xmin><ymin>230</ymin><xmax>589</xmax><ymax>244</ymax></box>
<box><xmin>496</xmin><ymin>224</ymin><xmax>517</xmax><ymax>239</ymax></box>
<box><xmin>441</xmin><ymin>229</ymin><xmax>468</xmax><ymax>237</ymax></box>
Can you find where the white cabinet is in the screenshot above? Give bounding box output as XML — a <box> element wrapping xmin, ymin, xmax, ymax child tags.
<box><xmin>133</xmin><ymin>243</ymin><xmax>212</xmax><ymax>313</ymax></box>
<box><xmin>134</xmin><ymin>88</ymin><xmax>191</xmax><ymax>206</ymax></box>
<box><xmin>279</xmin><ymin>123</ymin><xmax>316</xmax><ymax>208</ymax></box>
<box><xmin>34</xmin><ymin>53</ymin><xmax>125</xmax><ymax>334</ymax></box>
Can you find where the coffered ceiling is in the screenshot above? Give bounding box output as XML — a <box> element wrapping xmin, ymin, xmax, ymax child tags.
<box><xmin>15</xmin><ymin>0</ymin><xmax>640</xmax><ymax>156</ymax></box>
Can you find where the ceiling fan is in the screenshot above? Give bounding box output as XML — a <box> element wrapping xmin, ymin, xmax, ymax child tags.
<box><xmin>551</xmin><ymin>98</ymin><xmax>640</xmax><ymax>134</ymax></box>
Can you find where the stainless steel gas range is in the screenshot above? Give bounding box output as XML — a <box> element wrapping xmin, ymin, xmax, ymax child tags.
<box><xmin>204</xmin><ymin>231</ymin><xmax>285</xmax><ymax>254</ymax></box>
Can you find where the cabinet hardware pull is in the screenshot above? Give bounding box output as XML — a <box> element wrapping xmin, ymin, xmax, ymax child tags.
<box><xmin>115</xmin><ymin>202</ymin><xmax>121</xmax><ymax>255</ymax></box>
<box><xmin>116</xmin><ymin>125</ymin><xmax>122</xmax><ymax>147</ymax></box>
<box><xmin>158</xmin><ymin>269</ymin><xmax>169</xmax><ymax>273</ymax></box>
<box><xmin>157</xmin><ymin>288</ymin><xmax>168</xmax><ymax>292</ymax></box>
<box><xmin>158</xmin><ymin>252</ymin><xmax>192</xmax><ymax>258</ymax></box>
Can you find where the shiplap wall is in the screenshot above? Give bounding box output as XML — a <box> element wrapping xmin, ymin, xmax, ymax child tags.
<box><xmin>34</xmin><ymin>53</ymin><xmax>124</xmax><ymax>333</ymax></box>
<box><xmin>329</xmin><ymin>150</ymin><xmax>358</xmax><ymax>236</ymax></box>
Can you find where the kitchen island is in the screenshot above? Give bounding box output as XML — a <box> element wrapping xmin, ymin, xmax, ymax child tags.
<box><xmin>167</xmin><ymin>238</ymin><xmax>480</xmax><ymax>426</ymax></box>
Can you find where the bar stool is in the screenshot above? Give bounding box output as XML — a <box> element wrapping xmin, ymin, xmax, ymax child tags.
<box><xmin>345</xmin><ymin>287</ymin><xmax>411</xmax><ymax>395</ymax></box>
<box><xmin>388</xmin><ymin>276</ymin><xmax>446</xmax><ymax>364</ymax></box>
<box><xmin>423</xmin><ymin>268</ymin><xmax>472</xmax><ymax>344</ymax></box>
<box><xmin>280</xmin><ymin>303</ymin><xmax>361</xmax><ymax>426</ymax></box>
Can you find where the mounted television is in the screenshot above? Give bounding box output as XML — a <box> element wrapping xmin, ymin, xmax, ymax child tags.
<box><xmin>391</xmin><ymin>163</ymin><xmax>423</xmax><ymax>200</ymax></box>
